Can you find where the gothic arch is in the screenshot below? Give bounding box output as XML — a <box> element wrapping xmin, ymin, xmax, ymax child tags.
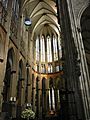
<box><xmin>32</xmin><ymin>74</ymin><xmax>35</xmax><ymax>108</ymax></box>
<box><xmin>2</xmin><ymin>48</ymin><xmax>15</xmax><ymax>115</ymax></box>
<box><xmin>3</xmin><ymin>48</ymin><xmax>15</xmax><ymax>100</ymax></box>
<box><xmin>80</xmin><ymin>5</ymin><xmax>90</xmax><ymax>76</ymax></box>
<box><xmin>7</xmin><ymin>48</ymin><xmax>15</xmax><ymax>66</ymax></box>
<box><xmin>77</xmin><ymin>1</ymin><xmax>90</xmax><ymax>28</ymax></box>
<box><xmin>35</xmin><ymin>76</ymin><xmax>39</xmax><ymax>118</ymax></box>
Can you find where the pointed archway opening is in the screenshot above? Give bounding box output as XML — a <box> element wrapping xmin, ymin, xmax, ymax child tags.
<box><xmin>2</xmin><ymin>48</ymin><xmax>14</xmax><ymax>117</ymax></box>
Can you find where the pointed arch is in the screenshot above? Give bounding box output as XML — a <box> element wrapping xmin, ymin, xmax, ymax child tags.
<box><xmin>80</xmin><ymin>5</ymin><xmax>90</xmax><ymax>70</ymax></box>
<box><xmin>2</xmin><ymin>47</ymin><xmax>16</xmax><ymax>116</ymax></box>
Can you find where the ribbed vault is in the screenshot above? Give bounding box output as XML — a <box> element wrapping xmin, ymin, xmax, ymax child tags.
<box><xmin>22</xmin><ymin>0</ymin><xmax>60</xmax><ymax>39</ymax></box>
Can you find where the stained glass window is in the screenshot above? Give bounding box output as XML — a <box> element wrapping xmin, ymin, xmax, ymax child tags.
<box><xmin>35</xmin><ymin>35</ymin><xmax>62</xmax><ymax>73</ymax></box>
<box><xmin>49</xmin><ymin>89</ymin><xmax>51</xmax><ymax>110</ymax></box>
<box><xmin>41</xmin><ymin>64</ymin><xmax>46</xmax><ymax>73</ymax></box>
<box><xmin>48</xmin><ymin>64</ymin><xmax>50</xmax><ymax>73</ymax></box>
<box><xmin>48</xmin><ymin>64</ymin><xmax>53</xmax><ymax>73</ymax></box>
<box><xmin>36</xmin><ymin>37</ymin><xmax>39</xmax><ymax>61</ymax></box>
<box><xmin>41</xmin><ymin>36</ymin><xmax>45</xmax><ymax>62</ymax></box>
<box><xmin>58</xmin><ymin>37</ymin><xmax>62</xmax><ymax>58</ymax></box>
<box><xmin>49</xmin><ymin>79</ymin><xmax>55</xmax><ymax>110</ymax></box>
<box><xmin>12</xmin><ymin>0</ymin><xmax>19</xmax><ymax>18</ymax></box>
<box><xmin>16</xmin><ymin>0</ymin><xmax>19</xmax><ymax>18</ymax></box>
<box><xmin>35</xmin><ymin>65</ymin><xmax>37</xmax><ymax>71</ymax></box>
<box><xmin>12</xmin><ymin>0</ymin><xmax>16</xmax><ymax>11</ymax></box>
<box><xmin>47</xmin><ymin>36</ymin><xmax>52</xmax><ymax>62</ymax></box>
<box><xmin>2</xmin><ymin>0</ymin><xmax>8</xmax><ymax>8</ymax></box>
<box><xmin>58</xmin><ymin>90</ymin><xmax>60</xmax><ymax>102</ymax></box>
<box><xmin>56</xmin><ymin>65</ymin><xmax>59</xmax><ymax>72</ymax></box>
<box><xmin>52</xmin><ymin>88</ymin><xmax>55</xmax><ymax>110</ymax></box>
<box><xmin>53</xmin><ymin>36</ymin><xmax>58</xmax><ymax>61</ymax></box>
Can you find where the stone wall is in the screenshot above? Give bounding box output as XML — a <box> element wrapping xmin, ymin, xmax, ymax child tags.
<box><xmin>66</xmin><ymin>0</ymin><xmax>90</xmax><ymax>120</ymax></box>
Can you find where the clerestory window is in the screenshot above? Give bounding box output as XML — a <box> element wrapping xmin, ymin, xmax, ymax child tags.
<box><xmin>35</xmin><ymin>34</ymin><xmax>62</xmax><ymax>73</ymax></box>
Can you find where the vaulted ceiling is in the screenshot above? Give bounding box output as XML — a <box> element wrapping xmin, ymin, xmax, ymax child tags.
<box><xmin>22</xmin><ymin>0</ymin><xmax>60</xmax><ymax>38</ymax></box>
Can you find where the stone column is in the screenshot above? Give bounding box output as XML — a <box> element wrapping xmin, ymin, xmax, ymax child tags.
<box><xmin>27</xmin><ymin>28</ymin><xmax>33</xmax><ymax>104</ymax></box>
<box><xmin>0</xmin><ymin>0</ymin><xmax>13</xmax><ymax>113</ymax></box>
<box><xmin>38</xmin><ymin>88</ymin><xmax>41</xmax><ymax>118</ymax></box>
<box><xmin>10</xmin><ymin>69</ymin><xmax>18</xmax><ymax>118</ymax></box>
<box><xmin>37</xmin><ymin>78</ymin><xmax>41</xmax><ymax>118</ymax></box>
<box><xmin>45</xmin><ymin>78</ymin><xmax>49</xmax><ymax>113</ymax></box>
<box><xmin>10</xmin><ymin>70</ymin><xmax>16</xmax><ymax>100</ymax></box>
<box><xmin>54</xmin><ymin>88</ymin><xmax>57</xmax><ymax>110</ymax></box>
<box><xmin>0</xmin><ymin>62</ymin><xmax>5</xmax><ymax>112</ymax></box>
<box><xmin>32</xmin><ymin>87</ymin><xmax>35</xmax><ymax>111</ymax></box>
<box><xmin>27</xmin><ymin>68</ymin><xmax>32</xmax><ymax>104</ymax></box>
<box><xmin>35</xmin><ymin>77</ymin><xmax>39</xmax><ymax>118</ymax></box>
<box><xmin>32</xmin><ymin>76</ymin><xmax>36</xmax><ymax>112</ymax></box>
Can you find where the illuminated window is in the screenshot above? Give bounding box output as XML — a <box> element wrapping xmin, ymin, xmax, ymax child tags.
<box><xmin>48</xmin><ymin>64</ymin><xmax>52</xmax><ymax>73</ymax></box>
<box><xmin>57</xmin><ymin>90</ymin><xmax>60</xmax><ymax>102</ymax></box>
<box><xmin>49</xmin><ymin>88</ymin><xmax>55</xmax><ymax>110</ymax></box>
<box><xmin>49</xmin><ymin>79</ymin><xmax>55</xmax><ymax>110</ymax></box>
<box><xmin>58</xmin><ymin>37</ymin><xmax>62</xmax><ymax>58</ymax></box>
<box><xmin>41</xmin><ymin>64</ymin><xmax>46</xmax><ymax>73</ymax></box>
<box><xmin>41</xmin><ymin>36</ymin><xmax>45</xmax><ymax>62</ymax></box>
<box><xmin>36</xmin><ymin>37</ymin><xmax>39</xmax><ymax>61</ymax></box>
<box><xmin>35</xmin><ymin>65</ymin><xmax>37</xmax><ymax>71</ymax></box>
<box><xmin>47</xmin><ymin>36</ymin><xmax>52</xmax><ymax>62</ymax></box>
<box><xmin>53</xmin><ymin>36</ymin><xmax>58</xmax><ymax>61</ymax></box>
<box><xmin>2</xmin><ymin>0</ymin><xmax>8</xmax><ymax>8</ymax></box>
<box><xmin>56</xmin><ymin>65</ymin><xmax>59</xmax><ymax>72</ymax></box>
<box><xmin>16</xmin><ymin>1</ymin><xmax>19</xmax><ymax>18</ymax></box>
<box><xmin>35</xmin><ymin>34</ymin><xmax>62</xmax><ymax>73</ymax></box>
<box><xmin>12</xmin><ymin>0</ymin><xmax>16</xmax><ymax>11</ymax></box>
<box><xmin>52</xmin><ymin>88</ymin><xmax>55</xmax><ymax>110</ymax></box>
<box><xmin>49</xmin><ymin>89</ymin><xmax>51</xmax><ymax>110</ymax></box>
<box><xmin>12</xmin><ymin>0</ymin><xmax>19</xmax><ymax>18</ymax></box>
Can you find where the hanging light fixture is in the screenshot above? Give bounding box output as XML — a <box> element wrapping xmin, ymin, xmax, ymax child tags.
<box><xmin>24</xmin><ymin>17</ymin><xmax>32</xmax><ymax>26</ymax></box>
<box><xmin>24</xmin><ymin>9</ymin><xmax>32</xmax><ymax>26</ymax></box>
